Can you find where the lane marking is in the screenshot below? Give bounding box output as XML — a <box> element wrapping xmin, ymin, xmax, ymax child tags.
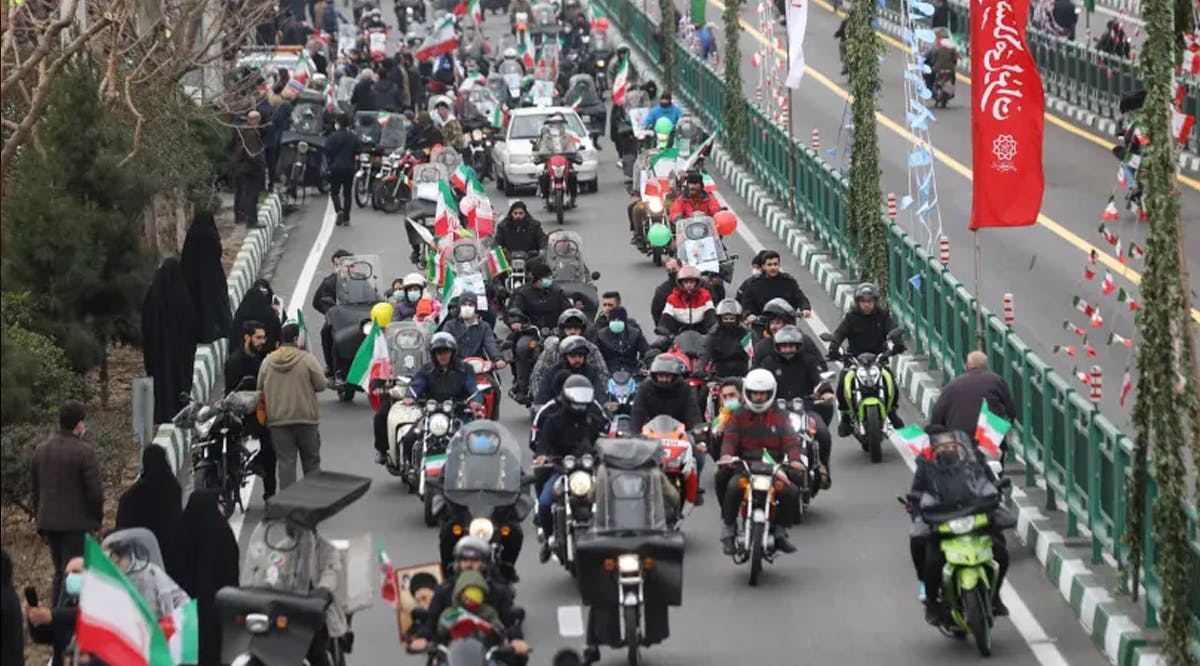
<box><xmin>229</xmin><ymin>198</ymin><xmax>338</xmax><ymax>540</ymax></box>
<box><xmin>706</xmin><ymin>0</ymin><xmax>1200</xmax><ymax>324</ymax></box>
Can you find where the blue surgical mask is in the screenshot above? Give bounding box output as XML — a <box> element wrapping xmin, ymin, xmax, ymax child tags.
<box><xmin>540</xmin><ymin>278</ymin><xmax>553</xmax><ymax>288</ymax></box>
<box><xmin>64</xmin><ymin>572</ymin><xmax>83</xmax><ymax>597</ymax></box>
<box><xmin>406</xmin><ymin>289</ymin><xmax>423</xmax><ymax>302</ymax></box>
<box><xmin>392</xmin><ymin>289</ymin><xmax>404</xmax><ymax>300</ymax></box>
<box><xmin>608</xmin><ymin>320</ymin><xmax>626</xmax><ymax>334</ymax></box>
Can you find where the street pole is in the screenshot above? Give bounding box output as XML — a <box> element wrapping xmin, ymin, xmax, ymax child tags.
<box><xmin>785</xmin><ymin>5</ymin><xmax>797</xmax><ymax>217</ymax></box>
<box><xmin>973</xmin><ymin>229</ymin><xmax>985</xmax><ymax>351</ymax></box>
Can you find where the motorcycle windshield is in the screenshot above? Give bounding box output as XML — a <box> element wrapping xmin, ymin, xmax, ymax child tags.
<box><xmin>354</xmin><ymin>112</ymin><xmax>383</xmax><ymax>144</ymax></box>
<box><xmin>241</xmin><ymin>519</ymin><xmax>318</xmax><ymax>591</ymax></box>
<box><xmin>335</xmin><ymin>255</ymin><xmax>381</xmax><ymax>305</ymax></box>
<box><xmin>565</xmin><ymin>78</ymin><xmax>601</xmax><ymax>107</ymax></box>
<box><xmin>642</xmin><ymin>414</ymin><xmax>684</xmax><ymax>439</ymax></box>
<box><xmin>442</xmin><ymin>422</ymin><xmax>524</xmax><ymax>512</ymax></box>
<box><xmin>677</xmin><ymin>217</ymin><xmax>725</xmax><ymax>272</ymax></box>
<box><xmin>385</xmin><ymin>322</ymin><xmax>430</xmax><ymax>375</ymax></box>
<box><xmin>590</xmin><ymin>31</ymin><xmax>612</xmax><ymax>52</ymax></box>
<box><xmin>673</xmin><ymin>330</ymin><xmax>706</xmax><ymax>360</ymax></box>
<box><xmin>289</xmin><ymin>100</ymin><xmax>325</xmax><ymax>135</ymax></box>
<box><xmin>593</xmin><ymin>465</ymin><xmax>668</xmax><ymax>532</ymax></box>
<box><xmin>499</xmin><ymin>61</ymin><xmax>524</xmax><ymax>78</ymax></box>
<box><xmin>377</xmin><ymin>113</ymin><xmax>408</xmax><ymax>150</ymax></box>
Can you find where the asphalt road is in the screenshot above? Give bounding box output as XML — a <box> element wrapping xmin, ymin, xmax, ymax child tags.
<box><xmin>645</xmin><ymin>0</ymin><xmax>1200</xmax><ymax>432</ymax></box>
<box><xmin>228</xmin><ymin>12</ymin><xmax>1113</xmax><ymax>663</ymax></box>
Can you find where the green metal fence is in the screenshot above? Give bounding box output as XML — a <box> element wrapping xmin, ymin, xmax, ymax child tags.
<box><xmin>874</xmin><ymin>0</ymin><xmax>1200</xmax><ymax>155</ymax></box>
<box><xmin>596</xmin><ymin>0</ymin><xmax>1200</xmax><ymax>639</ymax></box>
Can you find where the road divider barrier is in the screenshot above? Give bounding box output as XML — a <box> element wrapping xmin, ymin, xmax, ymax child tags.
<box><xmin>596</xmin><ymin>0</ymin><xmax>1195</xmax><ymax>655</ymax></box>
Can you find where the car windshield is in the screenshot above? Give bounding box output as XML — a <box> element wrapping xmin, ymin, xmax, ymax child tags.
<box><xmin>509</xmin><ymin>112</ymin><xmax>587</xmax><ymax>140</ymax></box>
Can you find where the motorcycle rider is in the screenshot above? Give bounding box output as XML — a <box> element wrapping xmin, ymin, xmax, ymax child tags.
<box><xmin>312</xmin><ymin>248</ymin><xmax>354</xmax><ymax>378</ymax></box>
<box><xmin>410</xmin><ymin>536</ymin><xmax>530</xmax><ymax>657</ymax></box>
<box><xmin>593</xmin><ymin>307</ymin><xmax>650</xmax><ymax>374</ymax></box>
<box><xmin>494</xmin><ymin>200</ymin><xmax>548</xmax><ymax>257</ymax></box>
<box><xmin>700</xmin><ymin>298</ymin><xmax>752</xmax><ymax>380</ymax></box>
<box><xmin>668</xmin><ymin>171</ymin><xmax>722</xmax><ymax>221</ymax></box>
<box><xmin>716</xmin><ymin>369</ymin><xmax>805</xmax><ymax>555</ymax></box>
<box><xmin>534</xmin><ymin>335</ymin><xmax>606</xmax><ymax>405</ymax></box>
<box><xmin>734</xmin><ymin>250</ymin><xmax>768</xmax><ymax>304</ymax></box>
<box><xmin>434</xmin><ymin>98</ymin><xmax>466</xmax><ymax>151</ymax></box>
<box><xmin>534</xmin><ymin>376</ymin><xmax>609</xmax><ymax>562</ymax></box>
<box><xmin>530</xmin><ymin>309</ymin><xmax>609</xmax><ymax>404</ymax></box>
<box><xmin>509</xmin><ymin>0</ymin><xmax>533</xmax><ymax>31</ymax></box>
<box><xmin>533</xmin><ymin>113</ymin><xmax>584</xmax><ymax>208</ymax></box>
<box><xmin>388</xmin><ymin>333</ymin><xmax>485</xmax><ymax>465</ymax></box>
<box><xmin>657</xmin><ymin>264</ymin><xmax>716</xmax><ymax>336</ymax></box>
<box><xmin>499</xmin><ymin>46</ymin><xmax>527</xmax><ymax>74</ymax></box>
<box><xmin>908</xmin><ymin>427</ymin><xmax>1011</xmax><ymax>624</ymax></box>
<box><xmin>753</xmin><ymin>325</ymin><xmax>833</xmax><ymax>488</ymax></box>
<box><xmin>630</xmin><ymin>354</ymin><xmax>703</xmax><ymax>433</ymax></box>
<box><xmin>440</xmin><ymin>290</ymin><xmax>507</xmax><ymax>417</ymax></box>
<box><xmin>406</xmin><ymin>110</ymin><xmax>443</xmax><ymax>151</ymax></box>
<box><xmin>641</xmin><ymin>91</ymin><xmax>683</xmax><ymax>129</ymax></box>
<box><xmin>739</xmin><ymin>250</ymin><xmax>812</xmax><ymax>321</ymax></box>
<box><xmin>922</xmin><ymin>28</ymin><xmax>959</xmax><ymax>96</ymax></box>
<box><xmin>388</xmin><ymin>273</ymin><xmax>431</xmax><ymax>321</ymax></box>
<box><xmin>507</xmin><ymin>259</ymin><xmax>573</xmax><ymax>401</ymax></box>
<box><xmin>826</xmin><ymin>283</ymin><xmax>905</xmax><ymax>433</ymax></box>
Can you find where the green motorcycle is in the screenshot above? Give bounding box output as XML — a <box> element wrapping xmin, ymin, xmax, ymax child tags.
<box><xmin>821</xmin><ymin>328</ymin><xmax>904</xmax><ymax>463</ymax></box>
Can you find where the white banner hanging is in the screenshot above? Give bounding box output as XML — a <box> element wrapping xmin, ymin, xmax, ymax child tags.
<box><xmin>784</xmin><ymin>0</ymin><xmax>810</xmax><ymax>88</ymax></box>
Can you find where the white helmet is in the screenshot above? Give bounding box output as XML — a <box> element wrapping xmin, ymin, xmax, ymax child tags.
<box><xmin>503</xmin><ymin>47</ymin><xmax>518</xmax><ymax>59</ymax></box>
<box><xmin>742</xmin><ymin>368</ymin><xmax>777</xmax><ymax>413</ymax></box>
<box><xmin>402</xmin><ymin>272</ymin><xmax>427</xmax><ymax>289</ymax></box>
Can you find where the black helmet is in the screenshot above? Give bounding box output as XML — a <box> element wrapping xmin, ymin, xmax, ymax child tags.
<box><xmin>508</xmin><ymin>200</ymin><xmax>528</xmax><ymax>215</ymax></box>
<box><xmin>528</xmin><ymin>258</ymin><xmax>552</xmax><ymax>280</ymax></box>
<box><xmin>561</xmin><ymin>374</ymin><xmax>594</xmax><ymax>410</ymax></box>
<box><xmin>854</xmin><ymin>283</ymin><xmax>880</xmax><ymax>302</ymax></box>
<box><xmin>558</xmin><ymin>308</ymin><xmax>587</xmax><ymax>330</ymax></box>
<box><xmin>430</xmin><ymin>332</ymin><xmax>458</xmax><ymax>353</ymax></box>
<box><xmin>560</xmin><ymin>335</ymin><xmax>589</xmax><ymax>356</ymax></box>
<box><xmin>762</xmin><ymin>298</ymin><xmax>796</xmax><ymax>321</ymax></box>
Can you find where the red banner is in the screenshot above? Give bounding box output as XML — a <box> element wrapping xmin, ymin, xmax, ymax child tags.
<box><xmin>969</xmin><ymin>0</ymin><xmax>1045</xmax><ymax>230</ymax></box>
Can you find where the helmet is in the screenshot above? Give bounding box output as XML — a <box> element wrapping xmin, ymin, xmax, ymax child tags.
<box><xmin>561</xmin><ymin>374</ymin><xmax>594</xmax><ymax>409</ymax></box>
<box><xmin>457</xmin><ymin>290</ymin><xmax>478</xmax><ymax>307</ymax></box>
<box><xmin>716</xmin><ymin>298</ymin><xmax>742</xmax><ymax>317</ymax></box>
<box><xmin>762</xmin><ymin>298</ymin><xmax>796</xmax><ymax>321</ymax></box>
<box><xmin>546</xmin><ymin>112</ymin><xmax>567</xmax><ymax>125</ymax></box>
<box><xmin>773</xmin><ymin>325</ymin><xmax>803</xmax><ymax>356</ymax></box>
<box><xmin>430</xmin><ymin>332</ymin><xmax>458</xmax><ymax>353</ymax></box>
<box><xmin>453</xmin><ymin>535</ymin><xmax>491</xmax><ymax>561</ymax></box>
<box><xmin>854</xmin><ymin>282</ymin><xmax>880</xmax><ymax>302</ymax></box>
<box><xmin>742</xmin><ymin>368</ymin><xmax>777</xmax><ymax>413</ymax></box>
<box><xmin>402</xmin><ymin>272</ymin><xmax>427</xmax><ymax>289</ymax></box>
<box><xmin>558</xmin><ymin>308</ymin><xmax>587</xmax><ymax>330</ymax></box>
<box><xmin>649</xmin><ymin>354</ymin><xmax>683</xmax><ymax>377</ymax></box>
<box><xmin>503</xmin><ymin>47</ymin><xmax>518</xmax><ymax>59</ymax></box>
<box><xmin>560</xmin><ymin>335</ymin><xmax>589</xmax><ymax>356</ymax></box>
<box><xmin>617</xmin><ymin>45</ymin><xmax>630</xmax><ymax>56</ymax></box>
<box><xmin>928</xmin><ymin>429</ymin><xmax>972</xmax><ymax>468</ymax></box>
<box><xmin>676</xmin><ymin>265</ymin><xmax>702</xmax><ymax>282</ymax></box>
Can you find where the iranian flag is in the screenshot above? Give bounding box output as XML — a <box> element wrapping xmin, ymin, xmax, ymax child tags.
<box><xmin>702</xmin><ymin>173</ymin><xmax>717</xmax><ymax>192</ymax></box>
<box><xmin>486</xmin><ymin>247</ymin><xmax>510</xmax><ymax>276</ymax></box>
<box><xmin>611</xmin><ymin>53</ymin><xmax>630</xmax><ymax>105</ymax></box>
<box><xmin>1171</xmin><ymin>108</ymin><xmax>1195</xmax><ymax>147</ymax></box>
<box><xmin>76</xmin><ymin>535</ymin><xmax>175</xmax><ymax>666</ymax></box>
<box><xmin>894</xmin><ymin>424</ymin><xmax>930</xmax><ymax>457</ymax></box>
<box><xmin>433</xmin><ymin>181</ymin><xmax>461</xmax><ymax>239</ymax></box>
<box><xmin>347</xmin><ymin>322</ymin><xmax>392</xmax><ymax>391</ymax></box>
<box><xmin>161</xmin><ymin>600</ymin><xmax>200</xmax><ymax>665</ymax></box>
<box><xmin>641</xmin><ymin>171</ymin><xmax>661</xmax><ymax>199</ymax></box>
<box><xmin>450</xmin><ymin>163</ymin><xmax>475</xmax><ymax>192</ymax></box>
<box><xmin>467</xmin><ymin>0</ymin><xmax>482</xmax><ymax>22</ymax></box>
<box><xmin>438</xmin><ymin>265</ymin><xmax>458</xmax><ymax>303</ymax></box>
<box><xmin>648</xmin><ymin>147</ymin><xmax>680</xmax><ymax>171</ymax></box>
<box><xmin>439</xmin><ymin>606</ymin><xmax>494</xmax><ymax>640</ymax></box>
<box><xmin>490</xmin><ymin>106</ymin><xmax>504</xmax><ymax>128</ymax></box>
<box><xmin>518</xmin><ymin>31</ymin><xmax>535</xmax><ymax>69</ymax></box>
<box><xmin>973</xmin><ymin>402</ymin><xmax>1011</xmax><ymax>458</ymax></box>
<box><xmin>741</xmin><ymin>331</ymin><xmax>754</xmax><ymax>357</ymax></box>
<box><xmin>377</xmin><ymin>543</ymin><xmax>397</xmax><ymax>605</ymax></box>
<box><xmin>424</xmin><ymin>451</ymin><xmax>449</xmax><ymax>477</ymax></box>
<box><xmin>427</xmin><ymin>249</ymin><xmax>450</xmax><ymax>285</ymax></box>
<box><xmin>416</xmin><ymin>15</ymin><xmax>458</xmax><ymax>61</ymax></box>
<box><xmin>683</xmin><ymin>126</ymin><xmax>720</xmax><ymax>171</ymax></box>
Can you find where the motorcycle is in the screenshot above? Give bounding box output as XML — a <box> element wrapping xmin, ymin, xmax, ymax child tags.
<box><xmin>604</xmin><ymin>369</ymin><xmax>639</xmax><ymax>436</ymax></box>
<box><xmin>505</xmin><ymin>250</ymin><xmax>533</xmax><ymax>295</ymax></box>
<box><xmin>463</xmin><ymin>356</ymin><xmax>501</xmax><ymax>420</ymax></box>
<box><xmin>640</xmin><ymin>415</ymin><xmax>698</xmax><ymax>514</ymax></box>
<box><xmin>394</xmin><ymin>0</ymin><xmax>424</xmax><ymax>33</ymax></box>
<box><xmin>778</xmin><ymin>397</ymin><xmax>825</xmax><ymax>513</ymax></box>
<box><xmin>820</xmin><ymin>328</ymin><xmax>903</xmax><ymax>463</ymax></box>
<box><xmin>932</xmin><ymin>69</ymin><xmax>955</xmax><ymax>108</ymax></box>
<box><xmin>540</xmin><ymin>453</ymin><xmax>597</xmax><ymax>574</ymax></box>
<box><xmin>464</xmin><ymin>127</ymin><xmax>495</xmax><ymax>179</ymax></box>
<box><xmin>433</xmin><ymin>641</ymin><xmax>523</xmax><ymax>666</ymax></box>
<box><xmin>724</xmin><ymin>456</ymin><xmax>788</xmax><ymax>586</ymax></box>
<box><xmin>173</xmin><ymin>386</ymin><xmax>261</xmax><ymax>517</ymax></box>
<box><xmin>371</xmin><ymin>149</ymin><xmax>408</xmax><ymax>213</ymax></box>
<box><xmin>325</xmin><ymin>255</ymin><xmax>381</xmax><ymax>402</ymax></box>
<box><xmin>409</xmin><ymin>399</ymin><xmax>468</xmax><ymax>526</ymax></box>
<box><xmin>535</xmin><ymin>152</ymin><xmax>580</xmax><ymax>225</ymax></box>
<box><xmin>353</xmin><ymin>144</ymin><xmax>379</xmax><ymax>209</ymax></box>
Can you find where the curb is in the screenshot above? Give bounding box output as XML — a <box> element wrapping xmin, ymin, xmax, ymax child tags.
<box><xmin>151</xmin><ymin>194</ymin><xmax>285</xmax><ymax>474</ymax></box>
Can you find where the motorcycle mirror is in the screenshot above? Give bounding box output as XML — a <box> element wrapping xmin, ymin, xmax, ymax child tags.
<box><xmin>590</xmin><ymin>270</ymin><xmax>601</xmax><ymax>280</ymax></box>
<box><xmin>888</xmin><ymin>327</ymin><xmax>905</xmax><ymax>340</ymax></box>
<box><xmin>818</xmin><ymin>332</ymin><xmax>835</xmax><ymax>342</ymax></box>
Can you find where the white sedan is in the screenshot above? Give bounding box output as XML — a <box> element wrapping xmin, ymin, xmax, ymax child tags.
<box><xmin>491</xmin><ymin>107</ymin><xmax>600</xmax><ymax>196</ymax></box>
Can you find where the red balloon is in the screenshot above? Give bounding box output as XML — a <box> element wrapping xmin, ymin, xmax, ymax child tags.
<box><xmin>593</xmin><ymin>17</ymin><xmax>611</xmax><ymax>30</ymax></box>
<box><xmin>714</xmin><ymin>210</ymin><xmax>738</xmax><ymax>236</ymax></box>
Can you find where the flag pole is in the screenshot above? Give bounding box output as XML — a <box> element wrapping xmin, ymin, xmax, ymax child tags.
<box><xmin>785</xmin><ymin>5</ymin><xmax>797</xmax><ymax>216</ymax></box>
<box><xmin>973</xmin><ymin>229</ymin><xmax>985</xmax><ymax>350</ymax></box>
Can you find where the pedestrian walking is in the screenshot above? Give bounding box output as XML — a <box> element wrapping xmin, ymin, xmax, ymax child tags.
<box><xmin>180</xmin><ymin>211</ymin><xmax>232</xmax><ymax>344</ymax></box>
<box><xmin>30</xmin><ymin>401</ymin><xmax>103</xmax><ymax>604</ymax></box>
<box><xmin>115</xmin><ymin>445</ymin><xmax>183</xmax><ymax>557</ymax></box>
<box><xmin>226</xmin><ymin>320</ymin><xmax>278</xmax><ymax>499</ymax></box>
<box><xmin>143</xmin><ymin>257</ymin><xmax>197</xmax><ymax>424</ymax></box>
<box><xmin>257</xmin><ymin>322</ymin><xmax>328</xmax><ymax>489</ymax></box>
<box><xmin>928</xmin><ymin>350</ymin><xmax>1018</xmax><ymax>460</ymax></box>
<box><xmin>323</xmin><ymin>112</ymin><xmax>360</xmax><ymax>226</ymax></box>
<box><xmin>232</xmin><ymin>111</ymin><xmax>267</xmax><ymax>226</ymax></box>
<box><xmin>168</xmin><ymin>489</ymin><xmax>240</xmax><ymax>666</ymax></box>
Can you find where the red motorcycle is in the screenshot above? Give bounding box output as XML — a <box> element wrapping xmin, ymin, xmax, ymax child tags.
<box><xmin>463</xmin><ymin>357</ymin><xmax>500</xmax><ymax>420</ymax></box>
<box><xmin>641</xmin><ymin>415</ymin><xmax>698</xmax><ymax>511</ymax></box>
<box><xmin>536</xmin><ymin>152</ymin><xmax>580</xmax><ymax>225</ymax></box>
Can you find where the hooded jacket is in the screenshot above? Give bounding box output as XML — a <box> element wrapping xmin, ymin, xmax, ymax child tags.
<box><xmin>658</xmin><ymin>287</ymin><xmax>715</xmax><ymax>334</ymax></box>
<box><xmin>439</xmin><ymin>316</ymin><xmax>501</xmax><ymax>360</ymax></box>
<box><xmin>753</xmin><ymin>349</ymin><xmax>824</xmax><ymax>401</ymax></box>
<box><xmin>494</xmin><ymin>211</ymin><xmax>547</xmax><ymax>255</ymax></box>
<box><xmin>510</xmin><ymin>283</ymin><xmax>573</xmax><ymax>330</ymax></box>
<box><xmin>828</xmin><ymin>307</ymin><xmax>901</xmax><ymax>356</ymax></box>
<box><xmin>256</xmin><ymin>345</ymin><xmax>328</xmax><ymax>425</ymax></box>
<box><xmin>593</xmin><ymin>323</ymin><xmax>650</xmax><ymax>374</ymax></box>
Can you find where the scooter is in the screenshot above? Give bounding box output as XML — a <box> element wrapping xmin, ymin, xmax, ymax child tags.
<box><xmin>932</xmin><ymin>69</ymin><xmax>955</xmax><ymax>108</ymax></box>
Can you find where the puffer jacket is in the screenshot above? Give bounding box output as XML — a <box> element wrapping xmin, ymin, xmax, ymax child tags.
<box><xmin>658</xmin><ymin>287</ymin><xmax>715</xmax><ymax>335</ymax></box>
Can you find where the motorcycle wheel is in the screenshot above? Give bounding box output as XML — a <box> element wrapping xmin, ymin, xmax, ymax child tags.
<box><xmin>555</xmin><ymin>190</ymin><xmax>565</xmax><ymax>224</ymax></box>
<box><xmin>423</xmin><ymin>492</ymin><xmax>438</xmax><ymax>527</ymax></box>
<box><xmin>624</xmin><ymin>604</ymin><xmax>641</xmax><ymax>666</ymax></box>
<box><xmin>651</xmin><ymin>247</ymin><xmax>663</xmax><ymax>267</ymax></box>
<box><xmin>221</xmin><ymin>475</ymin><xmax>240</xmax><ymax>517</ymax></box>
<box><xmin>864</xmin><ymin>407</ymin><xmax>883</xmax><ymax>463</ymax></box>
<box><xmin>964</xmin><ymin>587</ymin><xmax>992</xmax><ymax>657</ymax></box>
<box><xmin>354</xmin><ymin>175</ymin><xmax>371</xmax><ymax>208</ymax></box>
<box><xmin>748</xmin><ymin>522</ymin><xmax>765</xmax><ymax>586</ymax></box>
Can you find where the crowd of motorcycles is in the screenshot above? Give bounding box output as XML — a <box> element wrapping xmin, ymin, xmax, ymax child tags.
<box><xmin>184</xmin><ymin>1</ymin><xmax>1015</xmax><ymax>664</ymax></box>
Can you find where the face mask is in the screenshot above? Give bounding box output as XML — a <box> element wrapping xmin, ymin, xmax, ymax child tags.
<box><xmin>569</xmin><ymin>401</ymin><xmax>588</xmax><ymax>413</ymax></box>
<box><xmin>751</xmin><ymin>268</ymin><xmax>762</xmax><ymax>277</ymax></box>
<box><xmin>660</xmin><ymin>101</ymin><xmax>671</xmax><ymax>107</ymax></box>
<box><xmin>460</xmin><ymin>305</ymin><xmax>476</xmax><ymax>319</ymax></box>
<box><xmin>64</xmin><ymin>572</ymin><xmax>83</xmax><ymax>597</ymax></box>
<box><xmin>608</xmin><ymin>320</ymin><xmax>626</xmax><ymax>334</ymax></box>
<box><xmin>392</xmin><ymin>289</ymin><xmax>404</xmax><ymax>300</ymax></box>
<box><xmin>723</xmin><ymin>399</ymin><xmax>741</xmax><ymax>411</ymax></box>
<box><xmin>540</xmin><ymin>278</ymin><xmax>553</xmax><ymax>288</ymax></box>
<box><xmin>407</xmin><ymin>289</ymin><xmax>423</xmax><ymax>302</ymax></box>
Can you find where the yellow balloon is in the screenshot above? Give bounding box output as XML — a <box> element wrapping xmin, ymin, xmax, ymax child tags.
<box><xmin>370</xmin><ymin>302</ymin><xmax>395</xmax><ymax>327</ymax></box>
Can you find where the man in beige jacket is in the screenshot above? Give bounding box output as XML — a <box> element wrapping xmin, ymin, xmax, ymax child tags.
<box><xmin>258</xmin><ymin>322</ymin><xmax>328</xmax><ymax>489</ymax></box>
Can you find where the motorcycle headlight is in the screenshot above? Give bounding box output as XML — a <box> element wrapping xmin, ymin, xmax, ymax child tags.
<box><xmin>596</xmin><ymin>59</ymin><xmax>606</xmax><ymax>67</ymax></box>
<box><xmin>568</xmin><ymin>471</ymin><xmax>593</xmax><ymax>496</ymax></box>
<box><xmin>751</xmin><ymin>475</ymin><xmax>773</xmax><ymax>491</ymax></box>
<box><xmin>580</xmin><ymin>453</ymin><xmax>594</xmax><ymax>470</ymax></box>
<box><xmin>946</xmin><ymin>516</ymin><xmax>977</xmax><ymax>535</ymax></box>
<box><xmin>647</xmin><ymin>197</ymin><xmax>664</xmax><ymax>214</ymax></box>
<box><xmin>429</xmin><ymin>413</ymin><xmax>451</xmax><ymax>436</ymax></box>
<box><xmin>551</xmin><ymin>164</ymin><xmax>566</xmax><ymax>177</ymax></box>
<box><xmin>472</xmin><ymin>129</ymin><xmax>483</xmax><ymax>140</ymax></box>
<box><xmin>859</xmin><ymin>366</ymin><xmax>882</xmax><ymax>387</ymax></box>
<box><xmin>469</xmin><ymin>517</ymin><xmax>495</xmax><ymax>540</ymax></box>
<box><xmin>425</xmin><ymin>400</ymin><xmax>438</xmax><ymax>413</ymax></box>
<box><xmin>563</xmin><ymin>454</ymin><xmax>577</xmax><ymax>471</ymax></box>
<box><xmin>618</xmin><ymin>553</ymin><xmax>640</xmax><ymax>573</ymax></box>
<box><xmin>441</xmin><ymin>400</ymin><xmax>455</xmax><ymax>414</ymax></box>
<box><xmin>297</xmin><ymin>141</ymin><xmax>310</xmax><ymax>154</ymax></box>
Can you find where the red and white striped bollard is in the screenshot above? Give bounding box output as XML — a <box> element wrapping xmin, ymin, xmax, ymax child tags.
<box><xmin>1089</xmin><ymin>366</ymin><xmax>1103</xmax><ymax>402</ymax></box>
<box><xmin>810</xmin><ymin>128</ymin><xmax>820</xmax><ymax>152</ymax></box>
<box><xmin>886</xmin><ymin>193</ymin><xmax>897</xmax><ymax>219</ymax></box>
<box><xmin>1002</xmin><ymin>293</ymin><xmax>1014</xmax><ymax>326</ymax></box>
<box><xmin>938</xmin><ymin>235</ymin><xmax>950</xmax><ymax>266</ymax></box>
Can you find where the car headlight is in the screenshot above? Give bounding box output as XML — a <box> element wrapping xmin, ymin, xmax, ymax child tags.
<box><xmin>947</xmin><ymin>516</ymin><xmax>977</xmax><ymax>535</ymax></box>
<box><xmin>647</xmin><ymin>197</ymin><xmax>664</xmax><ymax>213</ymax></box>
<box><xmin>859</xmin><ymin>366</ymin><xmax>882</xmax><ymax>387</ymax></box>
<box><xmin>751</xmin><ymin>475</ymin><xmax>772</xmax><ymax>491</ymax></box>
<box><xmin>429</xmin><ymin>413</ymin><xmax>451</xmax><ymax>436</ymax></box>
<box><xmin>563</xmin><ymin>455</ymin><xmax>577</xmax><ymax>471</ymax></box>
<box><xmin>568</xmin><ymin>471</ymin><xmax>593</xmax><ymax>496</ymax></box>
<box><xmin>472</xmin><ymin>129</ymin><xmax>483</xmax><ymax>140</ymax></box>
<box><xmin>469</xmin><ymin>517</ymin><xmax>495</xmax><ymax>540</ymax></box>
<box><xmin>618</xmin><ymin>553</ymin><xmax>639</xmax><ymax>573</ymax></box>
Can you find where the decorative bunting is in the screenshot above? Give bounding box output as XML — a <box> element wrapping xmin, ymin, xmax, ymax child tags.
<box><xmin>1053</xmin><ymin>344</ymin><xmax>1078</xmax><ymax>357</ymax></box>
<box><xmin>1119</xmin><ymin>369</ymin><xmax>1133</xmax><ymax>407</ymax></box>
<box><xmin>1098</xmin><ymin>223</ymin><xmax>1118</xmax><ymax>246</ymax></box>
<box><xmin>1108</xmin><ymin>331</ymin><xmax>1133</xmax><ymax>348</ymax></box>
<box><xmin>1101</xmin><ymin>198</ymin><xmax>1120</xmax><ymax>221</ymax></box>
<box><xmin>1116</xmin><ymin>288</ymin><xmax>1139</xmax><ymax>311</ymax></box>
<box><xmin>1064</xmin><ymin>320</ymin><xmax>1087</xmax><ymax>337</ymax></box>
<box><xmin>1073</xmin><ymin>296</ymin><xmax>1097</xmax><ymax>316</ymax></box>
<box><xmin>1083</xmin><ymin>265</ymin><xmax>1095</xmax><ymax>281</ymax></box>
<box><xmin>1101</xmin><ymin>272</ymin><xmax>1116</xmax><ymax>296</ymax></box>
<box><xmin>1128</xmin><ymin>242</ymin><xmax>1145</xmax><ymax>260</ymax></box>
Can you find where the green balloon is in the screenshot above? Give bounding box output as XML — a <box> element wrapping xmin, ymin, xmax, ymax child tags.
<box><xmin>653</xmin><ymin>117</ymin><xmax>674</xmax><ymax>135</ymax></box>
<box><xmin>647</xmin><ymin>223</ymin><xmax>672</xmax><ymax>248</ymax></box>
